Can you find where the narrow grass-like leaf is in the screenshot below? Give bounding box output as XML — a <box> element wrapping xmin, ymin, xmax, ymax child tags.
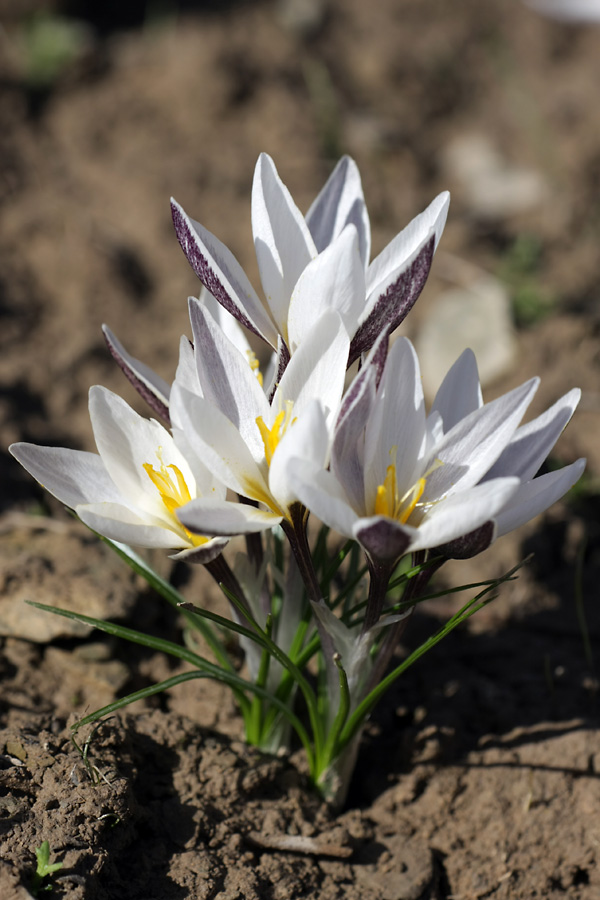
<box><xmin>336</xmin><ymin>559</ymin><xmax>527</xmax><ymax>751</ymax></box>
<box><xmin>31</xmin><ymin>600</ymin><xmax>316</xmax><ymax>766</ymax></box>
<box><xmin>248</xmin><ymin>615</ymin><xmax>273</xmax><ymax>744</ymax></box>
<box><xmin>98</xmin><ymin>535</ymin><xmax>232</xmax><ymax>671</ymax></box>
<box><xmin>320</xmin><ymin>654</ymin><xmax>350</xmax><ymax>770</ymax></box>
<box><xmin>70</xmin><ymin>669</ymin><xmax>314</xmax><ymax>769</ymax></box>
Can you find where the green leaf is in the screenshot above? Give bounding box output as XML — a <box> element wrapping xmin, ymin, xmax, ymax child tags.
<box><xmin>336</xmin><ymin>558</ymin><xmax>527</xmax><ymax>751</ymax></box>
<box><xmin>97</xmin><ymin>535</ymin><xmax>232</xmax><ymax>670</ymax></box>
<box><xmin>31</xmin><ymin>841</ymin><xmax>63</xmax><ymax>896</ymax></box>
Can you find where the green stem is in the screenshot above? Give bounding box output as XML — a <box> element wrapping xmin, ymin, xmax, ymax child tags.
<box><xmin>320</xmin><ymin>654</ymin><xmax>350</xmax><ymax>770</ymax></box>
<box><xmin>362</xmin><ymin>557</ymin><xmax>395</xmax><ymax>634</ymax></box>
<box><xmin>337</xmin><ymin>561</ymin><xmax>523</xmax><ymax>748</ymax></box>
<box><xmin>196</xmin><ymin>580</ymin><xmax>325</xmax><ymax>772</ymax></box>
<box><xmin>248</xmin><ymin>615</ymin><xmax>273</xmax><ymax>744</ymax></box>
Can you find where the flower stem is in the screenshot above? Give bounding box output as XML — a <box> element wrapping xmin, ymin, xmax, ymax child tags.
<box><xmin>365</xmin><ymin>551</ymin><xmax>439</xmax><ymax>693</ymax></box>
<box><xmin>205</xmin><ymin>554</ymin><xmax>252</xmax><ymax>623</ymax></box>
<box><xmin>362</xmin><ymin>557</ymin><xmax>395</xmax><ymax>634</ymax></box>
<box><xmin>281</xmin><ymin>503</ymin><xmax>322</xmax><ymax>605</ymax></box>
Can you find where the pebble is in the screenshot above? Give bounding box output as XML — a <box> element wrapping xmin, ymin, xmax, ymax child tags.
<box><xmin>276</xmin><ymin>0</ymin><xmax>329</xmax><ymax>36</ymax></box>
<box><xmin>0</xmin><ymin>522</ymin><xmax>138</xmax><ymax>642</ymax></box>
<box><xmin>415</xmin><ymin>275</ymin><xmax>518</xmax><ymax>398</ymax></box>
<box><xmin>442</xmin><ymin>133</ymin><xmax>548</xmax><ymax>220</ymax></box>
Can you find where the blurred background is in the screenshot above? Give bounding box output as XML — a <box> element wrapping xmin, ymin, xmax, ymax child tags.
<box><xmin>1</xmin><ymin>0</ymin><xmax>599</xmax><ymax>553</ymax></box>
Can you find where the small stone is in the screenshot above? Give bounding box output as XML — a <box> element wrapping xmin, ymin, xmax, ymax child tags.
<box><xmin>5</xmin><ymin>741</ymin><xmax>27</xmax><ymax>762</ymax></box>
<box><xmin>415</xmin><ymin>275</ymin><xmax>517</xmax><ymax>397</ymax></box>
<box><xmin>0</xmin><ymin>523</ymin><xmax>138</xmax><ymax>642</ymax></box>
<box><xmin>442</xmin><ymin>133</ymin><xmax>548</xmax><ymax>220</ymax></box>
<box><xmin>276</xmin><ymin>0</ymin><xmax>328</xmax><ymax>37</ymax></box>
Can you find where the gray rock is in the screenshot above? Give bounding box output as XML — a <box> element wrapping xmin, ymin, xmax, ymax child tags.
<box><xmin>415</xmin><ymin>275</ymin><xmax>518</xmax><ymax>398</ymax></box>
<box><xmin>0</xmin><ymin>516</ymin><xmax>139</xmax><ymax>642</ymax></box>
<box><xmin>443</xmin><ymin>133</ymin><xmax>548</xmax><ymax>220</ymax></box>
<box><xmin>276</xmin><ymin>0</ymin><xmax>329</xmax><ymax>37</ymax></box>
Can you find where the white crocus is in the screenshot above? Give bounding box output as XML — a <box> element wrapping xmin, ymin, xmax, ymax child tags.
<box><xmin>171</xmin><ymin>153</ymin><xmax>449</xmax><ymax>366</ymax></box>
<box><xmin>9</xmin><ymin>386</ymin><xmax>228</xmax><ymax>563</ymax></box>
<box><xmin>169</xmin><ymin>301</ymin><xmax>350</xmax><ymax>537</ymax></box>
<box><xmin>288</xmin><ymin>337</ymin><xmax>585</xmax><ymax>565</ymax></box>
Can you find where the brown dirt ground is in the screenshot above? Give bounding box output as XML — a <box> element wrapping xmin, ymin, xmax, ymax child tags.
<box><xmin>1</xmin><ymin>1</ymin><xmax>600</xmax><ymax>897</ymax></box>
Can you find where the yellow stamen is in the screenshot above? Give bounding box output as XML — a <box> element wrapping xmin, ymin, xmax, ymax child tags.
<box><xmin>256</xmin><ymin>401</ymin><xmax>295</xmax><ymax>467</ymax></box>
<box><xmin>374</xmin><ymin>464</ymin><xmax>397</xmax><ymax>518</ymax></box>
<box><xmin>143</xmin><ymin>453</ymin><xmax>209</xmax><ymax>547</ymax></box>
<box><xmin>246</xmin><ymin>350</ymin><xmax>263</xmax><ymax>387</ymax></box>
<box><xmin>373</xmin><ymin>445</ymin><xmax>431</xmax><ymax>525</ymax></box>
<box><xmin>398</xmin><ymin>477</ymin><xmax>426</xmax><ymax>523</ymax></box>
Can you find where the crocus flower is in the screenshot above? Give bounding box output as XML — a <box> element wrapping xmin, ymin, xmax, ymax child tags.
<box><xmin>169</xmin><ymin>301</ymin><xmax>350</xmax><ymax>537</ymax></box>
<box><xmin>288</xmin><ymin>337</ymin><xmax>585</xmax><ymax>567</ymax></box>
<box><xmin>171</xmin><ymin>153</ymin><xmax>449</xmax><ymax>367</ymax></box>
<box><xmin>10</xmin><ymin>386</ymin><xmax>228</xmax><ymax>562</ymax></box>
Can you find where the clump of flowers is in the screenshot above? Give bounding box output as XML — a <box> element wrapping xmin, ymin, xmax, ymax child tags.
<box><xmin>10</xmin><ymin>154</ymin><xmax>584</xmax><ymax>807</ymax></box>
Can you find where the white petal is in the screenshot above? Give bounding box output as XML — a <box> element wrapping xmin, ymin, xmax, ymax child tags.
<box><xmin>174</xmin><ymin>334</ymin><xmax>201</xmax><ymax>398</ymax></box>
<box><xmin>274</xmin><ymin>309</ymin><xmax>349</xmax><ymax>422</ymax></box>
<box><xmin>198</xmin><ymin>285</ymin><xmax>253</xmax><ymax>358</ymax></box>
<box><xmin>430</xmin><ymin>348</ymin><xmax>483</xmax><ymax>432</ymax></box>
<box><xmin>10</xmin><ymin>443</ymin><xmax>121</xmax><ymax>508</ymax></box>
<box><xmin>411</xmin><ymin>477</ymin><xmax>520</xmax><ymax>551</ymax></box>
<box><xmin>364</xmin><ymin>337</ymin><xmax>426</xmax><ymax>510</ymax></box>
<box><xmin>88</xmin><ymin>387</ymin><xmax>196</xmax><ymax>519</ymax></box>
<box><xmin>178</xmin><ymin>497</ymin><xmax>282</xmax><ymax>536</ymax></box>
<box><xmin>171</xmin><ymin>537</ymin><xmax>229</xmax><ymax>563</ymax></box>
<box><xmin>102</xmin><ymin>325</ymin><xmax>170</xmax><ymax>421</ymax></box>
<box><xmin>171</xmin><ymin>198</ymin><xmax>278</xmax><ymax>347</ymax></box>
<box><xmin>268</xmin><ymin>400</ymin><xmax>330</xmax><ymax>510</ymax></box>
<box><xmin>77</xmin><ymin>502</ymin><xmax>186</xmax><ymax>548</ymax></box>
<box><xmin>252</xmin><ymin>153</ymin><xmax>317</xmax><ymax>337</ymax></box>
<box><xmin>351</xmin><ymin>235</ymin><xmax>437</xmax><ymax>364</ymax></box>
<box><xmin>172</xmin><ymin>425</ymin><xmax>226</xmax><ymax>501</ymax></box>
<box><xmin>494</xmin><ymin>459</ymin><xmax>586</xmax><ymax>537</ymax></box>
<box><xmin>169</xmin><ymin>384</ymin><xmax>273</xmax><ymax>508</ymax></box>
<box><xmin>306</xmin><ymin>155</ymin><xmax>371</xmax><ymax>270</ymax></box>
<box><xmin>426</xmin><ymin>378</ymin><xmax>539</xmax><ymax>498</ymax></box>
<box><xmin>484</xmin><ymin>388</ymin><xmax>581</xmax><ymax>482</ymax></box>
<box><xmin>366</xmin><ymin>191</ymin><xmax>449</xmax><ymax>296</ymax></box>
<box><xmin>287</xmin><ymin>225</ymin><xmax>365</xmax><ymax>352</ymax></box>
<box><xmin>188</xmin><ymin>298</ymin><xmax>269</xmax><ymax>459</ymax></box>
<box><xmin>332</xmin><ymin>351</ymin><xmax>379</xmax><ymax>513</ymax></box>
<box><xmin>286</xmin><ymin>457</ymin><xmax>358</xmax><ymax>537</ymax></box>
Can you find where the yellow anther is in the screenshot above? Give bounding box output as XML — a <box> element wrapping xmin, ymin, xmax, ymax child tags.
<box><xmin>246</xmin><ymin>350</ymin><xmax>263</xmax><ymax>387</ymax></box>
<box><xmin>143</xmin><ymin>455</ymin><xmax>208</xmax><ymax>547</ymax></box>
<box><xmin>398</xmin><ymin>477</ymin><xmax>426</xmax><ymax>524</ymax></box>
<box><xmin>374</xmin><ymin>464</ymin><xmax>397</xmax><ymax>518</ymax></box>
<box><xmin>256</xmin><ymin>401</ymin><xmax>295</xmax><ymax>467</ymax></box>
<box><xmin>373</xmin><ymin>443</ymin><xmax>430</xmax><ymax>525</ymax></box>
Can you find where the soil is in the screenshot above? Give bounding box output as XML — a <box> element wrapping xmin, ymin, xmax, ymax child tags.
<box><xmin>1</xmin><ymin>1</ymin><xmax>600</xmax><ymax>897</ymax></box>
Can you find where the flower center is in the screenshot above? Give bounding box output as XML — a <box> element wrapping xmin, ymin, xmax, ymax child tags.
<box><xmin>143</xmin><ymin>451</ymin><xmax>209</xmax><ymax>546</ymax></box>
<box><xmin>256</xmin><ymin>401</ymin><xmax>295</xmax><ymax>467</ymax></box>
<box><xmin>374</xmin><ymin>465</ymin><xmax>426</xmax><ymax>523</ymax></box>
<box><xmin>373</xmin><ymin>446</ymin><xmax>440</xmax><ymax>524</ymax></box>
